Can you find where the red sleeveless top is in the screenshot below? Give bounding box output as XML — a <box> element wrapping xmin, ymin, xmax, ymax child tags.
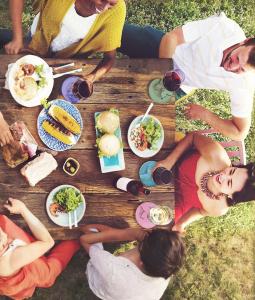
<box><xmin>175</xmin><ymin>151</ymin><xmax>203</xmax><ymax>222</ymax></box>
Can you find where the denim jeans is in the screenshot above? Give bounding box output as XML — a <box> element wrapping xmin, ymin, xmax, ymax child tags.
<box><xmin>0</xmin><ymin>28</ymin><xmax>32</xmax><ymax>49</ymax></box>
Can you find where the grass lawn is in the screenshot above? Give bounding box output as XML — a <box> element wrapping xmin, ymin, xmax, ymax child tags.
<box><xmin>0</xmin><ymin>0</ymin><xmax>255</xmax><ymax>299</ymax></box>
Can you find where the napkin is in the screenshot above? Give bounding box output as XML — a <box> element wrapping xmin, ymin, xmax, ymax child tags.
<box><xmin>4</xmin><ymin>63</ymin><xmax>14</xmax><ymax>90</ymax></box>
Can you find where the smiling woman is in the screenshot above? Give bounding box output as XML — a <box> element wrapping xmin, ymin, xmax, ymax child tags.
<box><xmin>0</xmin><ymin>199</ymin><xmax>80</xmax><ymax>299</ymax></box>
<box><xmin>153</xmin><ymin>131</ymin><xmax>255</xmax><ymax>233</ymax></box>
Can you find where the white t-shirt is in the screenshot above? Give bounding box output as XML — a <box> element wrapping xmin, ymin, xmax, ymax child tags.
<box><xmin>86</xmin><ymin>244</ymin><xmax>170</xmax><ymax>300</ymax></box>
<box><xmin>173</xmin><ymin>12</ymin><xmax>255</xmax><ymax>118</ymax></box>
<box><xmin>30</xmin><ymin>4</ymin><xmax>97</xmax><ymax>52</ymax></box>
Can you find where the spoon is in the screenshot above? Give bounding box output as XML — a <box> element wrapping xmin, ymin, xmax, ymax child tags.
<box><xmin>135</xmin><ymin>103</ymin><xmax>154</xmax><ymax>128</ymax></box>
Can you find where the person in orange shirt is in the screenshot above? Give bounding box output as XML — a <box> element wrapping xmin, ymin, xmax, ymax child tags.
<box><xmin>0</xmin><ymin>198</ymin><xmax>80</xmax><ymax>300</ymax></box>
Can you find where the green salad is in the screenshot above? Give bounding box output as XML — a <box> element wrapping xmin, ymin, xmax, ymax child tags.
<box><xmin>141</xmin><ymin>117</ymin><xmax>162</xmax><ymax>150</ymax></box>
<box><xmin>53</xmin><ymin>187</ymin><xmax>82</xmax><ymax>212</ymax></box>
<box><xmin>35</xmin><ymin>64</ymin><xmax>47</xmax><ymax>88</ymax></box>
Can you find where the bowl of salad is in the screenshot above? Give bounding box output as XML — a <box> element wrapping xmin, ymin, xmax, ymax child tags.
<box><xmin>128</xmin><ymin>115</ymin><xmax>164</xmax><ymax>158</ymax></box>
<box><xmin>46</xmin><ymin>184</ymin><xmax>86</xmax><ymax>227</ymax></box>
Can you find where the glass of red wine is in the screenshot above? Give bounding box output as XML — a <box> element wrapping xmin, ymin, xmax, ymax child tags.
<box><xmin>61</xmin><ymin>76</ymin><xmax>93</xmax><ymax>104</ymax></box>
<box><xmin>148</xmin><ymin>69</ymin><xmax>185</xmax><ymax>104</ymax></box>
<box><xmin>163</xmin><ymin>69</ymin><xmax>185</xmax><ymax>92</ymax></box>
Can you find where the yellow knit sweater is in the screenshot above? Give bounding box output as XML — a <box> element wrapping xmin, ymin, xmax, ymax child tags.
<box><xmin>29</xmin><ymin>0</ymin><xmax>126</xmax><ymax>58</ymax></box>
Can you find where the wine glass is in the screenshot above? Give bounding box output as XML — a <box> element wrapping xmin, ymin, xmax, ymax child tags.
<box><xmin>61</xmin><ymin>76</ymin><xmax>93</xmax><ymax>104</ymax></box>
<box><xmin>148</xmin><ymin>69</ymin><xmax>185</xmax><ymax>104</ymax></box>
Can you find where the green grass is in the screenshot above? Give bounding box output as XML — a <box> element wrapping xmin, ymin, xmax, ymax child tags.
<box><xmin>0</xmin><ymin>0</ymin><xmax>255</xmax><ymax>299</ymax></box>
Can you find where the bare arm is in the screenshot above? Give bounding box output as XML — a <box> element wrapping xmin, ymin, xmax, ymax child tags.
<box><xmin>185</xmin><ymin>104</ymin><xmax>250</xmax><ymax>141</ymax></box>
<box><xmin>159</xmin><ymin>27</ymin><xmax>185</xmax><ymax>58</ymax></box>
<box><xmin>84</xmin><ymin>50</ymin><xmax>116</xmax><ymax>83</ymax></box>
<box><xmin>4</xmin><ymin>0</ymin><xmax>24</xmax><ymax>54</ymax></box>
<box><xmin>172</xmin><ymin>207</ymin><xmax>207</xmax><ymax>233</ymax></box>
<box><xmin>155</xmin><ymin>132</ymin><xmax>229</xmax><ymax>170</ymax></box>
<box><xmin>80</xmin><ymin>224</ymin><xmax>145</xmax><ymax>253</ymax></box>
<box><xmin>4</xmin><ymin>198</ymin><xmax>54</xmax><ymax>272</ymax></box>
<box><xmin>0</xmin><ymin>112</ymin><xmax>14</xmax><ymax>146</ymax></box>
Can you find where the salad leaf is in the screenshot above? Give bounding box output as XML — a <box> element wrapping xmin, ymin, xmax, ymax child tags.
<box><xmin>141</xmin><ymin>117</ymin><xmax>162</xmax><ymax>150</ymax></box>
<box><xmin>35</xmin><ymin>64</ymin><xmax>47</xmax><ymax>88</ymax></box>
<box><xmin>35</xmin><ymin>64</ymin><xmax>44</xmax><ymax>74</ymax></box>
<box><xmin>53</xmin><ymin>187</ymin><xmax>82</xmax><ymax>212</ymax></box>
<box><xmin>109</xmin><ymin>108</ymin><xmax>119</xmax><ymax>116</ymax></box>
<box><xmin>40</xmin><ymin>98</ymin><xmax>51</xmax><ymax>109</ymax></box>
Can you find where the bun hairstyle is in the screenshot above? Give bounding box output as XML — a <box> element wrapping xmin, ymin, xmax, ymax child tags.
<box><xmin>227</xmin><ymin>163</ymin><xmax>255</xmax><ymax>206</ymax></box>
<box><xmin>139</xmin><ymin>229</ymin><xmax>185</xmax><ymax>279</ymax></box>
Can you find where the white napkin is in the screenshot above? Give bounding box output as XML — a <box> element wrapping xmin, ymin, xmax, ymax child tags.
<box><xmin>4</xmin><ymin>63</ymin><xmax>14</xmax><ymax>90</ymax></box>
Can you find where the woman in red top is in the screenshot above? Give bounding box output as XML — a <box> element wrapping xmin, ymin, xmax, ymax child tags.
<box><xmin>155</xmin><ymin>132</ymin><xmax>254</xmax><ymax>233</ymax></box>
<box><xmin>0</xmin><ymin>198</ymin><xmax>80</xmax><ymax>300</ymax></box>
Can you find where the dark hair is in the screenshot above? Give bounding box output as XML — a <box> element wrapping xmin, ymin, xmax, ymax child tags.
<box><xmin>227</xmin><ymin>163</ymin><xmax>255</xmax><ymax>206</ymax></box>
<box><xmin>245</xmin><ymin>38</ymin><xmax>255</xmax><ymax>68</ymax></box>
<box><xmin>139</xmin><ymin>229</ymin><xmax>185</xmax><ymax>279</ymax></box>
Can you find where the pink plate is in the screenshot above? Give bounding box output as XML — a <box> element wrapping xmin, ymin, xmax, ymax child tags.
<box><xmin>135</xmin><ymin>202</ymin><xmax>157</xmax><ymax>229</ymax></box>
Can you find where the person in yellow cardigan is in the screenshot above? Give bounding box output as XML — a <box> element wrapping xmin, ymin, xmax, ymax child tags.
<box><xmin>1</xmin><ymin>0</ymin><xmax>126</xmax><ymax>86</ymax></box>
<box><xmin>0</xmin><ymin>0</ymin><xmax>125</xmax><ymax>145</ymax></box>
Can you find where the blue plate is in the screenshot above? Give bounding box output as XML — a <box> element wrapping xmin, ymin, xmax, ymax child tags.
<box><xmin>139</xmin><ymin>160</ymin><xmax>157</xmax><ymax>187</ymax></box>
<box><xmin>95</xmin><ymin>111</ymin><xmax>125</xmax><ymax>173</ymax></box>
<box><xmin>37</xmin><ymin>99</ymin><xmax>83</xmax><ymax>151</ymax></box>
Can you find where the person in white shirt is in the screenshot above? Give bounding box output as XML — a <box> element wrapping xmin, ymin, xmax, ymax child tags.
<box><xmin>80</xmin><ymin>224</ymin><xmax>185</xmax><ymax>300</ymax></box>
<box><xmin>119</xmin><ymin>13</ymin><xmax>255</xmax><ymax>141</ymax></box>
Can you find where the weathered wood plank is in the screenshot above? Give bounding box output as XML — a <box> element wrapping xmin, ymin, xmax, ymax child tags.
<box><xmin>0</xmin><ymin>149</ymin><xmax>175</xmax><ymax>193</ymax></box>
<box><xmin>0</xmin><ymin>57</ymin><xmax>173</xmax><ymax>103</ymax></box>
<box><xmin>0</xmin><ymin>103</ymin><xmax>175</xmax><ymax>149</ymax></box>
<box><xmin>0</xmin><ymin>193</ymin><xmax>174</xmax><ymax>239</ymax></box>
<box><xmin>0</xmin><ymin>56</ymin><xmax>176</xmax><ymax>239</ymax></box>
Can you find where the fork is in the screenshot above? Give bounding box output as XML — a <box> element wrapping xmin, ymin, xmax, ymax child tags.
<box><xmin>135</xmin><ymin>103</ymin><xmax>154</xmax><ymax>128</ymax></box>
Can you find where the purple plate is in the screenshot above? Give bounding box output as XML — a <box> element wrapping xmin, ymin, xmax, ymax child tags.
<box><xmin>61</xmin><ymin>76</ymin><xmax>80</xmax><ymax>104</ymax></box>
<box><xmin>135</xmin><ymin>202</ymin><xmax>157</xmax><ymax>229</ymax></box>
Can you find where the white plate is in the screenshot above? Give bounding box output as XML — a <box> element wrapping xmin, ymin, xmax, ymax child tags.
<box><xmin>46</xmin><ymin>185</ymin><xmax>86</xmax><ymax>227</ymax></box>
<box><xmin>128</xmin><ymin>115</ymin><xmax>164</xmax><ymax>158</ymax></box>
<box><xmin>8</xmin><ymin>55</ymin><xmax>54</xmax><ymax>107</ymax></box>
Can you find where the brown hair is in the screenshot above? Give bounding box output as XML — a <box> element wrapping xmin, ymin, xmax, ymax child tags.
<box><xmin>227</xmin><ymin>163</ymin><xmax>255</xmax><ymax>206</ymax></box>
<box><xmin>245</xmin><ymin>38</ymin><xmax>255</xmax><ymax>68</ymax></box>
<box><xmin>139</xmin><ymin>229</ymin><xmax>185</xmax><ymax>279</ymax></box>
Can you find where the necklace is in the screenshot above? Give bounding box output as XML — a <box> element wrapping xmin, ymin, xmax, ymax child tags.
<box><xmin>200</xmin><ymin>171</ymin><xmax>222</xmax><ymax>200</ymax></box>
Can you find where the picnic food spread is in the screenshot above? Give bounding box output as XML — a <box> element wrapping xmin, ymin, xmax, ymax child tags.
<box><xmin>1</xmin><ymin>55</ymin><xmax>172</xmax><ymax>231</ymax></box>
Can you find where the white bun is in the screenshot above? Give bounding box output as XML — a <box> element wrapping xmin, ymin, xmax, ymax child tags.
<box><xmin>14</xmin><ymin>77</ymin><xmax>38</xmax><ymax>100</ymax></box>
<box><xmin>97</xmin><ymin>111</ymin><xmax>119</xmax><ymax>134</ymax></box>
<box><xmin>98</xmin><ymin>134</ymin><xmax>120</xmax><ymax>156</ymax></box>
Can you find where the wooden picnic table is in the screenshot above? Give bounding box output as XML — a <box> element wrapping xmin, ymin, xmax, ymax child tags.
<box><xmin>0</xmin><ymin>55</ymin><xmax>175</xmax><ymax>239</ymax></box>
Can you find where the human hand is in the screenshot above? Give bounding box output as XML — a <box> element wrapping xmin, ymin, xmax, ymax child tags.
<box><xmin>4</xmin><ymin>38</ymin><xmax>24</xmax><ymax>55</ymax></box>
<box><xmin>0</xmin><ymin>113</ymin><xmax>14</xmax><ymax>146</ymax></box>
<box><xmin>152</xmin><ymin>159</ymin><xmax>173</xmax><ymax>173</ymax></box>
<box><xmin>4</xmin><ymin>198</ymin><xmax>27</xmax><ymax>215</ymax></box>
<box><xmin>184</xmin><ymin>104</ymin><xmax>209</xmax><ymax>121</ymax></box>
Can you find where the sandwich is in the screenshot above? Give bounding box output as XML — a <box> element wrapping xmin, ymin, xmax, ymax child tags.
<box><xmin>14</xmin><ymin>77</ymin><xmax>38</xmax><ymax>101</ymax></box>
<box><xmin>20</xmin><ymin>152</ymin><xmax>58</xmax><ymax>186</ymax></box>
<box><xmin>97</xmin><ymin>134</ymin><xmax>121</xmax><ymax>157</ymax></box>
<box><xmin>96</xmin><ymin>110</ymin><xmax>120</xmax><ymax>134</ymax></box>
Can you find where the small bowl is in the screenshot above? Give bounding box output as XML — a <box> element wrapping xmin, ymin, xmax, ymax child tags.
<box><xmin>63</xmin><ymin>157</ymin><xmax>80</xmax><ymax>176</ymax></box>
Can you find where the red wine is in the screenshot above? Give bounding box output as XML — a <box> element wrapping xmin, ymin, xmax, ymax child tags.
<box><xmin>163</xmin><ymin>71</ymin><xmax>181</xmax><ymax>91</ymax></box>
<box><xmin>72</xmin><ymin>80</ymin><xmax>92</xmax><ymax>98</ymax></box>
<box><xmin>152</xmin><ymin>167</ymin><xmax>172</xmax><ymax>185</ymax></box>
<box><xmin>114</xmin><ymin>177</ymin><xmax>150</xmax><ymax>196</ymax></box>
